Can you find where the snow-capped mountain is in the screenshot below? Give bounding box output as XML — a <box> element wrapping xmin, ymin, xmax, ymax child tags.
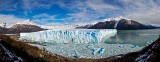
<box><xmin>15</xmin><ymin>19</ymin><xmax>78</xmax><ymax>29</ymax></box>
<box><xmin>77</xmin><ymin>16</ymin><xmax>158</xmax><ymax>30</ymax></box>
<box><xmin>101</xmin><ymin>16</ymin><xmax>131</xmax><ymax>22</ymax></box>
<box><xmin>0</xmin><ymin>24</ymin><xmax>44</xmax><ymax>34</ymax></box>
<box><xmin>0</xmin><ymin>19</ymin><xmax>44</xmax><ymax>34</ymax></box>
<box><xmin>16</xmin><ymin>19</ymin><xmax>79</xmax><ymax>29</ymax></box>
<box><xmin>0</xmin><ymin>23</ymin><xmax>13</xmax><ymax>28</ymax></box>
<box><xmin>0</xmin><ymin>23</ymin><xmax>6</xmax><ymax>28</ymax></box>
<box><xmin>0</xmin><ymin>19</ymin><xmax>38</xmax><ymax>28</ymax></box>
<box><xmin>1</xmin><ymin>17</ymin><xmax>159</xmax><ymax>30</ymax></box>
<box><xmin>16</xmin><ymin>19</ymin><xmax>37</xmax><ymax>25</ymax></box>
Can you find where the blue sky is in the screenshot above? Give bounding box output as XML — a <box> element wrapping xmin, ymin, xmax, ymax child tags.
<box><xmin>0</xmin><ymin>0</ymin><xmax>160</xmax><ymax>25</ymax></box>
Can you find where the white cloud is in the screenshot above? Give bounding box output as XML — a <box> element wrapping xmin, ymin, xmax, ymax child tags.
<box><xmin>22</xmin><ymin>0</ymin><xmax>56</xmax><ymax>16</ymax></box>
<box><xmin>57</xmin><ymin>0</ymin><xmax>160</xmax><ymax>25</ymax></box>
<box><xmin>118</xmin><ymin>0</ymin><xmax>160</xmax><ymax>25</ymax></box>
<box><xmin>32</xmin><ymin>13</ymin><xmax>63</xmax><ymax>25</ymax></box>
<box><xmin>33</xmin><ymin>13</ymin><xmax>55</xmax><ymax>19</ymax></box>
<box><xmin>0</xmin><ymin>0</ymin><xmax>159</xmax><ymax>25</ymax></box>
<box><xmin>57</xmin><ymin>0</ymin><xmax>118</xmax><ymax>24</ymax></box>
<box><xmin>44</xmin><ymin>22</ymin><xmax>68</xmax><ymax>26</ymax></box>
<box><xmin>0</xmin><ymin>14</ymin><xmax>26</xmax><ymax>24</ymax></box>
<box><xmin>85</xmin><ymin>0</ymin><xmax>118</xmax><ymax>13</ymax></box>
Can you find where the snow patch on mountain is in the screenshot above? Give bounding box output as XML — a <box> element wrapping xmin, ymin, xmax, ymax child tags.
<box><xmin>114</xmin><ymin>21</ymin><xmax>119</xmax><ymax>28</ymax></box>
<box><xmin>0</xmin><ymin>23</ymin><xmax>13</xmax><ymax>28</ymax></box>
<box><xmin>102</xmin><ymin>16</ymin><xmax>132</xmax><ymax>28</ymax></box>
<box><xmin>102</xmin><ymin>16</ymin><xmax>131</xmax><ymax>22</ymax></box>
<box><xmin>16</xmin><ymin>19</ymin><xmax>37</xmax><ymax>25</ymax></box>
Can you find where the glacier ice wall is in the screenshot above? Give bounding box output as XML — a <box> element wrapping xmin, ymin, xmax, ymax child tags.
<box><xmin>20</xmin><ymin>29</ymin><xmax>117</xmax><ymax>44</ymax></box>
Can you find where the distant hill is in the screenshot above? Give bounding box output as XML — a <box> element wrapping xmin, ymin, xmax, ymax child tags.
<box><xmin>77</xmin><ymin>16</ymin><xmax>159</xmax><ymax>30</ymax></box>
<box><xmin>0</xmin><ymin>24</ymin><xmax>44</xmax><ymax>34</ymax></box>
<box><xmin>0</xmin><ymin>19</ymin><xmax>45</xmax><ymax>34</ymax></box>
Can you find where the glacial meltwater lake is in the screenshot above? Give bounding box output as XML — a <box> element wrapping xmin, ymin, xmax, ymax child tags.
<box><xmin>105</xmin><ymin>29</ymin><xmax>160</xmax><ymax>46</ymax></box>
<box><xmin>21</xmin><ymin>29</ymin><xmax>160</xmax><ymax>59</ymax></box>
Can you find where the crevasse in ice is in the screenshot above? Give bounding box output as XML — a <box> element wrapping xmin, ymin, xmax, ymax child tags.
<box><xmin>20</xmin><ymin>29</ymin><xmax>117</xmax><ymax>44</ymax></box>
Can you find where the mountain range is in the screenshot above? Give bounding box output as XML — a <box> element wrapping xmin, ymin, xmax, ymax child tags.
<box><xmin>0</xmin><ymin>16</ymin><xmax>159</xmax><ymax>34</ymax></box>
<box><xmin>0</xmin><ymin>19</ymin><xmax>77</xmax><ymax>30</ymax></box>
<box><xmin>77</xmin><ymin>16</ymin><xmax>159</xmax><ymax>30</ymax></box>
<box><xmin>0</xmin><ymin>19</ymin><xmax>44</xmax><ymax>34</ymax></box>
<box><xmin>0</xmin><ymin>25</ymin><xmax>44</xmax><ymax>34</ymax></box>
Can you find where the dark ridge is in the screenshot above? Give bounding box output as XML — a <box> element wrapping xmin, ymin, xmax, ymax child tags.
<box><xmin>77</xmin><ymin>19</ymin><xmax>158</xmax><ymax>30</ymax></box>
<box><xmin>0</xmin><ymin>24</ymin><xmax>44</xmax><ymax>34</ymax></box>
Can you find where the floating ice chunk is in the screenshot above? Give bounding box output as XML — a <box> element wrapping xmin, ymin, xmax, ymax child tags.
<box><xmin>29</xmin><ymin>43</ymin><xmax>142</xmax><ymax>59</ymax></box>
<box><xmin>20</xmin><ymin>29</ymin><xmax>117</xmax><ymax>44</ymax></box>
<box><xmin>99</xmin><ymin>48</ymin><xmax>105</xmax><ymax>53</ymax></box>
<box><xmin>73</xmin><ymin>50</ymin><xmax>80</xmax><ymax>58</ymax></box>
<box><xmin>131</xmin><ymin>45</ymin><xmax>140</xmax><ymax>48</ymax></box>
<box><xmin>93</xmin><ymin>48</ymin><xmax>105</xmax><ymax>55</ymax></box>
<box><xmin>118</xmin><ymin>45</ymin><xmax>124</xmax><ymax>48</ymax></box>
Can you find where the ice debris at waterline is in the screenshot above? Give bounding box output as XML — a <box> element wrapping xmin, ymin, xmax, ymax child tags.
<box><xmin>20</xmin><ymin>29</ymin><xmax>117</xmax><ymax>44</ymax></box>
<box><xmin>29</xmin><ymin>43</ymin><xmax>142</xmax><ymax>59</ymax></box>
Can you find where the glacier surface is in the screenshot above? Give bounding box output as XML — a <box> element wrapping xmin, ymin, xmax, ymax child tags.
<box><xmin>20</xmin><ymin>29</ymin><xmax>117</xmax><ymax>44</ymax></box>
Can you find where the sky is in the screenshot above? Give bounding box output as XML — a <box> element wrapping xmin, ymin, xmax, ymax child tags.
<box><xmin>0</xmin><ymin>0</ymin><xmax>160</xmax><ymax>26</ymax></box>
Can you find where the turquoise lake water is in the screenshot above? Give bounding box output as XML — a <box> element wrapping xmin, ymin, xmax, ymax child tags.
<box><xmin>105</xmin><ymin>29</ymin><xmax>160</xmax><ymax>46</ymax></box>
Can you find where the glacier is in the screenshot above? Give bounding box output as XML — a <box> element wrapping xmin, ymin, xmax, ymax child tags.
<box><xmin>19</xmin><ymin>29</ymin><xmax>143</xmax><ymax>59</ymax></box>
<box><xmin>20</xmin><ymin>29</ymin><xmax>117</xmax><ymax>44</ymax></box>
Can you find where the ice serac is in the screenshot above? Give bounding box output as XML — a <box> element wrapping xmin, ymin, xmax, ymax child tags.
<box><xmin>20</xmin><ymin>29</ymin><xmax>117</xmax><ymax>44</ymax></box>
